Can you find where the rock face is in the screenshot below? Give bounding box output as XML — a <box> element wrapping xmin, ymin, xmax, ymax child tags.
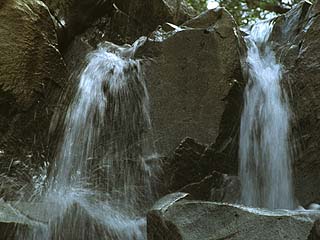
<box><xmin>44</xmin><ymin>0</ymin><xmax>196</xmax><ymax>48</ymax></box>
<box><xmin>161</xmin><ymin>137</ymin><xmax>209</xmax><ymax>192</ymax></box>
<box><xmin>161</xmin><ymin>137</ymin><xmax>240</xmax><ymax>202</ymax></box>
<box><xmin>0</xmin><ymin>202</ymin><xmax>45</xmax><ymax>240</ymax></box>
<box><xmin>0</xmin><ymin>0</ymin><xmax>67</xmax><ymax>166</ymax></box>
<box><xmin>62</xmin><ymin>7</ymin><xmax>244</xmax><ymax>160</ymax></box>
<box><xmin>138</xmin><ymin>7</ymin><xmax>244</xmax><ymax>155</ymax></box>
<box><xmin>287</xmin><ymin>1</ymin><xmax>320</xmax><ymax>207</ymax></box>
<box><xmin>147</xmin><ymin>193</ymin><xmax>320</xmax><ymax>240</ymax></box>
<box><xmin>268</xmin><ymin>0</ymin><xmax>320</xmax><ymax>206</ymax></box>
<box><xmin>0</xmin><ymin>201</ymin><xmax>130</xmax><ymax>240</ymax></box>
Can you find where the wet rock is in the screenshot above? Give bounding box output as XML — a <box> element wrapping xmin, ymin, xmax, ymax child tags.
<box><xmin>44</xmin><ymin>0</ymin><xmax>196</xmax><ymax>49</ymax></box>
<box><xmin>270</xmin><ymin>0</ymin><xmax>320</xmax><ymax>205</ymax></box>
<box><xmin>0</xmin><ymin>201</ymin><xmax>146</xmax><ymax>239</ymax></box>
<box><xmin>0</xmin><ymin>0</ymin><xmax>67</xmax><ymax>163</ymax></box>
<box><xmin>161</xmin><ymin>137</ymin><xmax>240</xmax><ymax>201</ymax></box>
<box><xmin>308</xmin><ymin>219</ymin><xmax>320</xmax><ymax>240</ymax></box>
<box><xmin>113</xmin><ymin>0</ymin><xmax>196</xmax><ymax>38</ymax></box>
<box><xmin>0</xmin><ymin>202</ymin><xmax>46</xmax><ymax>240</ymax></box>
<box><xmin>209</xmin><ymin>171</ymin><xmax>240</xmax><ymax>203</ymax></box>
<box><xmin>178</xmin><ymin>175</ymin><xmax>215</xmax><ymax>201</ymax></box>
<box><xmin>147</xmin><ymin>192</ymin><xmax>189</xmax><ymax>240</ymax></box>
<box><xmin>183</xmin><ymin>7</ymin><xmax>234</xmax><ymax>29</ymax></box>
<box><xmin>137</xmin><ymin>8</ymin><xmax>244</xmax><ymax>156</ymax></box>
<box><xmin>62</xmin><ymin>7</ymin><xmax>245</xmax><ymax>163</ymax></box>
<box><xmin>162</xmin><ymin>137</ymin><xmax>208</xmax><ymax>192</ymax></box>
<box><xmin>178</xmin><ymin>171</ymin><xmax>240</xmax><ymax>203</ymax></box>
<box><xmin>147</xmin><ymin>194</ymin><xmax>320</xmax><ymax>240</ymax></box>
<box><xmin>43</xmin><ymin>0</ymin><xmax>112</xmax><ymax>48</ymax></box>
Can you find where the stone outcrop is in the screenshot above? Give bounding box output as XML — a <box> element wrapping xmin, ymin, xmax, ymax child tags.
<box><xmin>161</xmin><ymin>137</ymin><xmax>240</xmax><ymax>202</ymax></box>
<box><xmin>286</xmin><ymin>0</ymin><xmax>320</xmax><ymax>207</ymax></box>
<box><xmin>137</xmin><ymin>7</ymin><xmax>244</xmax><ymax>156</ymax></box>
<box><xmin>180</xmin><ymin>171</ymin><xmax>240</xmax><ymax>202</ymax></box>
<box><xmin>62</xmin><ymin>7</ymin><xmax>245</xmax><ymax>160</ymax></box>
<box><xmin>267</xmin><ymin>0</ymin><xmax>320</xmax><ymax>206</ymax></box>
<box><xmin>161</xmin><ymin>137</ymin><xmax>209</xmax><ymax>192</ymax></box>
<box><xmin>43</xmin><ymin>0</ymin><xmax>196</xmax><ymax>49</ymax></box>
<box><xmin>0</xmin><ymin>201</ymin><xmax>137</xmax><ymax>240</ymax></box>
<box><xmin>147</xmin><ymin>193</ymin><xmax>320</xmax><ymax>240</ymax></box>
<box><xmin>0</xmin><ymin>0</ymin><xmax>67</xmax><ymax>167</ymax></box>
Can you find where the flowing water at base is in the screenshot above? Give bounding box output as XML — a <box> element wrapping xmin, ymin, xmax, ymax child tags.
<box><xmin>239</xmin><ymin>21</ymin><xmax>295</xmax><ymax>210</ymax></box>
<box><xmin>17</xmin><ymin>37</ymin><xmax>158</xmax><ymax>239</ymax></box>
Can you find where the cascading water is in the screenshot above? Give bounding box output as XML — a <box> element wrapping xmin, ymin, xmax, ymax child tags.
<box><xmin>18</xmin><ymin>37</ymin><xmax>158</xmax><ymax>239</ymax></box>
<box><xmin>239</xmin><ymin>21</ymin><xmax>295</xmax><ymax>210</ymax></box>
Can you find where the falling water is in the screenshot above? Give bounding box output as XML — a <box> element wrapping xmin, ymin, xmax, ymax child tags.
<box><xmin>18</xmin><ymin>37</ymin><xmax>158</xmax><ymax>239</ymax></box>
<box><xmin>239</xmin><ymin>21</ymin><xmax>295</xmax><ymax>209</ymax></box>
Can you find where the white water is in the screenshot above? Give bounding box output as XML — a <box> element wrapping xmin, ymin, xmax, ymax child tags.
<box><xmin>239</xmin><ymin>21</ymin><xmax>295</xmax><ymax>209</ymax></box>
<box><xmin>18</xmin><ymin>37</ymin><xmax>158</xmax><ymax>239</ymax></box>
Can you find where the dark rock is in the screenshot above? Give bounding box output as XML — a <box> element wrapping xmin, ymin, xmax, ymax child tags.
<box><xmin>44</xmin><ymin>0</ymin><xmax>196</xmax><ymax>50</ymax></box>
<box><xmin>43</xmin><ymin>0</ymin><xmax>113</xmax><ymax>49</ymax></box>
<box><xmin>0</xmin><ymin>201</ymin><xmax>145</xmax><ymax>239</ymax></box>
<box><xmin>209</xmin><ymin>171</ymin><xmax>240</xmax><ymax>203</ymax></box>
<box><xmin>161</xmin><ymin>137</ymin><xmax>208</xmax><ymax>193</ymax></box>
<box><xmin>0</xmin><ymin>0</ymin><xmax>67</xmax><ymax>168</ymax></box>
<box><xmin>269</xmin><ymin>0</ymin><xmax>320</xmax><ymax>206</ymax></box>
<box><xmin>308</xmin><ymin>219</ymin><xmax>320</xmax><ymax>240</ymax></box>
<box><xmin>168</xmin><ymin>170</ymin><xmax>240</xmax><ymax>203</ymax></box>
<box><xmin>183</xmin><ymin>7</ymin><xmax>234</xmax><ymax>29</ymax></box>
<box><xmin>137</xmin><ymin>8</ymin><xmax>245</xmax><ymax>156</ymax></box>
<box><xmin>0</xmin><ymin>202</ymin><xmax>46</xmax><ymax>239</ymax></box>
<box><xmin>161</xmin><ymin>136</ymin><xmax>240</xmax><ymax>202</ymax></box>
<box><xmin>147</xmin><ymin>192</ymin><xmax>189</xmax><ymax>240</ymax></box>
<box><xmin>179</xmin><ymin>175</ymin><xmax>214</xmax><ymax>200</ymax></box>
<box><xmin>147</xmin><ymin>194</ymin><xmax>319</xmax><ymax>240</ymax></box>
<box><xmin>63</xmin><ymin>7</ymin><xmax>245</xmax><ymax>166</ymax></box>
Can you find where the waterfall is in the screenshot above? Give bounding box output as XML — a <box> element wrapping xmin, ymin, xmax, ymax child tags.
<box><xmin>18</xmin><ymin>37</ymin><xmax>158</xmax><ymax>239</ymax></box>
<box><xmin>239</xmin><ymin>21</ymin><xmax>295</xmax><ymax>210</ymax></box>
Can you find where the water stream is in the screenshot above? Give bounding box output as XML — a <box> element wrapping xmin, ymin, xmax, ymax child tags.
<box><xmin>18</xmin><ymin>37</ymin><xmax>158</xmax><ymax>239</ymax></box>
<box><xmin>239</xmin><ymin>21</ymin><xmax>295</xmax><ymax>210</ymax></box>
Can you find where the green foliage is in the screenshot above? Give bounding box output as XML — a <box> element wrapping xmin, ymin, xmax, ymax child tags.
<box><xmin>186</xmin><ymin>0</ymin><xmax>207</xmax><ymax>12</ymax></box>
<box><xmin>187</xmin><ymin>0</ymin><xmax>316</xmax><ymax>26</ymax></box>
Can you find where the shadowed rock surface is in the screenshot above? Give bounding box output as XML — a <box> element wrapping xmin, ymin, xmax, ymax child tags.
<box><xmin>267</xmin><ymin>0</ymin><xmax>320</xmax><ymax>206</ymax></box>
<box><xmin>147</xmin><ymin>193</ymin><xmax>320</xmax><ymax>240</ymax></box>
<box><xmin>0</xmin><ymin>0</ymin><xmax>67</xmax><ymax>185</ymax></box>
<box><xmin>137</xmin><ymin>8</ymin><xmax>244</xmax><ymax>156</ymax></box>
<box><xmin>62</xmin><ymin>7</ymin><xmax>245</xmax><ymax>159</ymax></box>
<box><xmin>43</xmin><ymin>0</ymin><xmax>196</xmax><ymax>49</ymax></box>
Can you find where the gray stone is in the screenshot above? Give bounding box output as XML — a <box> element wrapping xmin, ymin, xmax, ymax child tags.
<box><xmin>43</xmin><ymin>0</ymin><xmax>196</xmax><ymax>48</ymax></box>
<box><xmin>137</xmin><ymin>8</ymin><xmax>244</xmax><ymax>155</ymax></box>
<box><xmin>147</xmin><ymin>193</ymin><xmax>320</xmax><ymax>240</ymax></box>
<box><xmin>161</xmin><ymin>137</ymin><xmax>208</xmax><ymax>193</ymax></box>
<box><xmin>270</xmin><ymin>0</ymin><xmax>320</xmax><ymax>206</ymax></box>
<box><xmin>0</xmin><ymin>0</ymin><xmax>67</xmax><ymax>165</ymax></box>
<box><xmin>0</xmin><ymin>201</ymin><xmax>138</xmax><ymax>239</ymax></box>
<box><xmin>209</xmin><ymin>171</ymin><xmax>240</xmax><ymax>204</ymax></box>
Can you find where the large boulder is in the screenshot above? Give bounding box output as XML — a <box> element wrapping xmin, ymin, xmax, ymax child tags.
<box><xmin>0</xmin><ymin>0</ymin><xmax>67</xmax><ymax>170</ymax></box>
<box><xmin>137</xmin><ymin>7</ymin><xmax>244</xmax><ymax>156</ymax></box>
<box><xmin>62</xmin><ymin>7</ymin><xmax>245</xmax><ymax>161</ymax></box>
<box><xmin>161</xmin><ymin>137</ymin><xmax>209</xmax><ymax>192</ymax></box>
<box><xmin>269</xmin><ymin>0</ymin><xmax>320</xmax><ymax>206</ymax></box>
<box><xmin>147</xmin><ymin>193</ymin><xmax>320</xmax><ymax>240</ymax></box>
<box><xmin>0</xmin><ymin>201</ymin><xmax>145</xmax><ymax>239</ymax></box>
<box><xmin>160</xmin><ymin>137</ymin><xmax>240</xmax><ymax>202</ymax></box>
<box><xmin>43</xmin><ymin>0</ymin><xmax>196</xmax><ymax>49</ymax></box>
<box><xmin>286</xmin><ymin>0</ymin><xmax>320</xmax><ymax>207</ymax></box>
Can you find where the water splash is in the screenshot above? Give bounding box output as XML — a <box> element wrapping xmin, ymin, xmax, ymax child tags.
<box><xmin>17</xmin><ymin>37</ymin><xmax>158</xmax><ymax>239</ymax></box>
<box><xmin>239</xmin><ymin>21</ymin><xmax>295</xmax><ymax>210</ymax></box>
